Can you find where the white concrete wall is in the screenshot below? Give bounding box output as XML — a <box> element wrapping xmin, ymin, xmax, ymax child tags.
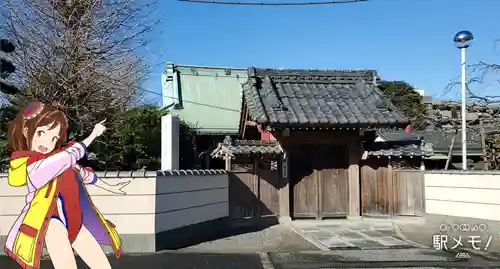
<box><xmin>425</xmin><ymin>171</ymin><xmax>500</xmax><ymax>221</ymax></box>
<box><xmin>155</xmin><ymin>170</ymin><xmax>229</xmax><ymax>233</ymax></box>
<box><xmin>0</xmin><ymin>171</ymin><xmax>159</xmax><ymax>238</ymax></box>
<box><xmin>0</xmin><ymin>169</ymin><xmax>228</xmax><ymax>252</ymax></box>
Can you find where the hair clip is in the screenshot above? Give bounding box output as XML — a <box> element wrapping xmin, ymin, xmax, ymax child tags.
<box><xmin>22</xmin><ymin>102</ymin><xmax>45</xmax><ymax>120</ymax></box>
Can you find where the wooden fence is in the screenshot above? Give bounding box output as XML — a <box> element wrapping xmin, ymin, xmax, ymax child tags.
<box><xmin>361</xmin><ymin>166</ymin><xmax>425</xmax><ymax>217</ymax></box>
<box><xmin>228</xmin><ymin>161</ymin><xmax>283</xmax><ymax>222</ymax></box>
<box><xmin>393</xmin><ymin>170</ymin><xmax>425</xmax><ymax>216</ymax></box>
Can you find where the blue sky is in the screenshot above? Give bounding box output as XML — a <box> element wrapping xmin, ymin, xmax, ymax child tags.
<box><xmin>143</xmin><ymin>0</ymin><xmax>499</xmax><ymax>104</ymax></box>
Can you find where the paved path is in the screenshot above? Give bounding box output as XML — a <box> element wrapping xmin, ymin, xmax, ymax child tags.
<box><xmin>182</xmin><ymin>224</ymin><xmax>318</xmax><ymax>253</ymax></box>
<box><xmin>2</xmin><ymin>250</ymin><xmax>500</xmax><ymax>269</ymax></box>
<box><xmin>4</xmin><ymin>216</ymin><xmax>500</xmax><ymax>268</ymax></box>
<box><xmin>394</xmin><ymin>214</ymin><xmax>500</xmax><ymax>261</ymax></box>
<box><xmin>269</xmin><ymin>249</ymin><xmax>500</xmax><ymax>268</ymax></box>
<box><xmin>290</xmin><ymin>219</ymin><xmax>415</xmax><ymax>250</ymax></box>
<box><xmin>0</xmin><ymin>252</ymin><xmax>269</xmax><ymax>269</ymax></box>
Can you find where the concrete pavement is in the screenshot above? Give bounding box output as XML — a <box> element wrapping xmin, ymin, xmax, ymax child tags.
<box><xmin>269</xmin><ymin>249</ymin><xmax>500</xmax><ymax>268</ymax></box>
<box><xmin>4</xmin><ymin>216</ymin><xmax>500</xmax><ymax>268</ymax></box>
<box><xmin>283</xmin><ymin>217</ymin><xmax>500</xmax><ymax>267</ymax></box>
<box><xmin>0</xmin><ymin>252</ymin><xmax>269</xmax><ymax>269</ymax></box>
<box><xmin>182</xmin><ymin>223</ymin><xmax>318</xmax><ymax>253</ymax></box>
<box><xmin>2</xmin><ymin>249</ymin><xmax>500</xmax><ymax>269</ymax></box>
<box><xmin>394</xmin><ymin>214</ymin><xmax>500</xmax><ymax>261</ymax></box>
<box><xmin>289</xmin><ymin>219</ymin><xmax>414</xmax><ymax>250</ymax></box>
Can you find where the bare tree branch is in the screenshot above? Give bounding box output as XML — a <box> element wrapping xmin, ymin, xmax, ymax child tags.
<box><xmin>0</xmin><ymin>0</ymin><xmax>160</xmax><ymax>132</ymax></box>
<box><xmin>433</xmin><ymin>50</ymin><xmax>500</xmax><ymax>169</ymax></box>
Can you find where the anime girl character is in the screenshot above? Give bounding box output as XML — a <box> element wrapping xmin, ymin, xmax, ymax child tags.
<box><xmin>4</xmin><ymin>101</ymin><xmax>130</xmax><ymax>269</ymax></box>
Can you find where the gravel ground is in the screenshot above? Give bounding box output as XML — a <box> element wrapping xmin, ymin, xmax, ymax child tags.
<box><xmin>394</xmin><ymin>214</ymin><xmax>500</xmax><ymax>258</ymax></box>
<box><xmin>181</xmin><ymin>224</ymin><xmax>319</xmax><ymax>253</ymax></box>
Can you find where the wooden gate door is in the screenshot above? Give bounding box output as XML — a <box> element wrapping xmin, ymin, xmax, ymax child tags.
<box><xmin>318</xmin><ymin>150</ymin><xmax>349</xmax><ymax>218</ymax></box>
<box><xmin>291</xmin><ymin>144</ymin><xmax>318</xmax><ymax>218</ymax></box>
<box><xmin>229</xmin><ymin>163</ymin><xmax>258</xmax><ymax>219</ymax></box>
<box><xmin>392</xmin><ymin>170</ymin><xmax>425</xmax><ymax>216</ymax></box>
<box><xmin>360</xmin><ymin>160</ymin><xmax>393</xmax><ymax>217</ymax></box>
<box><xmin>291</xmin><ymin>144</ymin><xmax>349</xmax><ymax>219</ymax></box>
<box><xmin>360</xmin><ymin>166</ymin><xmax>426</xmax><ymax>217</ymax></box>
<box><xmin>228</xmin><ymin>161</ymin><xmax>282</xmax><ymax>220</ymax></box>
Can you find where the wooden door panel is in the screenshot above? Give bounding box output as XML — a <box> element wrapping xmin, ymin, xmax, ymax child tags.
<box><xmin>360</xmin><ymin>159</ymin><xmax>392</xmax><ymax>217</ymax></box>
<box><xmin>291</xmin><ymin>145</ymin><xmax>319</xmax><ymax>218</ymax></box>
<box><xmin>291</xmin><ymin>144</ymin><xmax>350</xmax><ymax>218</ymax></box>
<box><xmin>320</xmin><ymin>168</ymin><xmax>349</xmax><ymax>217</ymax></box>
<box><xmin>293</xmin><ymin>171</ymin><xmax>318</xmax><ymax>217</ymax></box>
<box><xmin>318</xmin><ymin>145</ymin><xmax>349</xmax><ymax>218</ymax></box>
<box><xmin>257</xmin><ymin>165</ymin><xmax>281</xmax><ymax>216</ymax></box>
<box><xmin>393</xmin><ymin>170</ymin><xmax>425</xmax><ymax>216</ymax></box>
<box><xmin>229</xmin><ymin>171</ymin><xmax>257</xmax><ymax>219</ymax></box>
<box><xmin>229</xmin><ymin>161</ymin><xmax>283</xmax><ymax>220</ymax></box>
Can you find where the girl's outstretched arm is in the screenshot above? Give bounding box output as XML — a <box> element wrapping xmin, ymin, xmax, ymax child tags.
<box><xmin>74</xmin><ymin>164</ymin><xmax>98</xmax><ymax>185</ymax></box>
<box><xmin>27</xmin><ymin>142</ymin><xmax>87</xmax><ymax>189</ymax></box>
<box><xmin>74</xmin><ymin>164</ymin><xmax>129</xmax><ymax>194</ymax></box>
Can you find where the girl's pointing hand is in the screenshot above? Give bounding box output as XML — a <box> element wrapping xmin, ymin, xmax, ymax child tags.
<box><xmin>82</xmin><ymin>119</ymin><xmax>107</xmax><ymax>148</ymax></box>
<box><xmin>91</xmin><ymin>119</ymin><xmax>107</xmax><ymax>138</ymax></box>
<box><xmin>107</xmin><ymin>180</ymin><xmax>130</xmax><ymax>195</ymax></box>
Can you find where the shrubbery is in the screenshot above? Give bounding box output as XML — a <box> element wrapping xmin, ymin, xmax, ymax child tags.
<box><xmin>0</xmin><ymin>104</ymin><xmax>196</xmax><ymax>171</ymax></box>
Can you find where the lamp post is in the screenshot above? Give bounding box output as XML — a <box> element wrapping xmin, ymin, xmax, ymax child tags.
<box><xmin>453</xmin><ymin>30</ymin><xmax>474</xmax><ymax>170</ymax></box>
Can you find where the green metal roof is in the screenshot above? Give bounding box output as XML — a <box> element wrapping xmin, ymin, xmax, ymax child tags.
<box><xmin>162</xmin><ymin>62</ymin><xmax>248</xmax><ymax>134</ymax></box>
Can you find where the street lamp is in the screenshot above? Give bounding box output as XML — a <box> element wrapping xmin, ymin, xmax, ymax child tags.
<box><xmin>454</xmin><ymin>30</ymin><xmax>474</xmax><ymax>170</ymax></box>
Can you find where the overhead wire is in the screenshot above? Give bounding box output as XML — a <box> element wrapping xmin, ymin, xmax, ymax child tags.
<box><xmin>139</xmin><ymin>88</ymin><xmax>241</xmax><ymax>112</ymax></box>
<box><xmin>140</xmin><ymin>79</ymin><xmax>405</xmax><ymax>116</ymax></box>
<box><xmin>138</xmin><ymin>79</ymin><xmax>500</xmax><ymax>134</ymax></box>
<box><xmin>178</xmin><ymin>0</ymin><xmax>367</xmax><ymax>6</ymax></box>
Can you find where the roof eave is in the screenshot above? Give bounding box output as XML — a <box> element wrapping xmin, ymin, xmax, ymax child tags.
<box><xmin>260</xmin><ymin>121</ymin><xmax>409</xmax><ymax>129</ymax></box>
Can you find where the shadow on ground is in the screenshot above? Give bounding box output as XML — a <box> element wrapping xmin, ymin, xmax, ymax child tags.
<box><xmin>181</xmin><ymin>219</ymin><xmax>319</xmax><ymax>253</ymax></box>
<box><xmin>0</xmin><ymin>252</ymin><xmax>264</xmax><ymax>269</ymax></box>
<box><xmin>158</xmin><ymin>216</ymin><xmax>279</xmax><ymax>250</ymax></box>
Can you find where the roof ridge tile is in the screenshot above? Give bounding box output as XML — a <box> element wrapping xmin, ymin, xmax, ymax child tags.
<box><xmin>243</xmin><ymin>67</ymin><xmax>407</xmax><ymax>127</ymax></box>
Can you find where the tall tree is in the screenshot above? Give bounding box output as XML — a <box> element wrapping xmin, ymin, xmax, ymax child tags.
<box><xmin>378</xmin><ymin>80</ymin><xmax>428</xmax><ymax>129</ymax></box>
<box><xmin>466</xmin><ymin>61</ymin><xmax>500</xmax><ymax>169</ymax></box>
<box><xmin>0</xmin><ymin>0</ymin><xmax>158</xmax><ymax>133</ymax></box>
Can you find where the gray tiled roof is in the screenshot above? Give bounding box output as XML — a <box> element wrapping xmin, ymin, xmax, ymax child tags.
<box><xmin>242</xmin><ymin>67</ymin><xmax>409</xmax><ymax>127</ymax></box>
<box><xmin>211</xmin><ymin>136</ymin><xmax>283</xmax><ymax>157</ymax></box>
<box><xmin>364</xmin><ymin>141</ymin><xmax>433</xmax><ymax>157</ymax></box>
<box><xmin>377</xmin><ymin>129</ymin><xmax>484</xmax><ymax>156</ymax></box>
<box><xmin>377</xmin><ymin>130</ymin><xmax>421</xmax><ymax>142</ymax></box>
<box><xmin>418</xmin><ymin>130</ymin><xmax>483</xmax><ymax>155</ymax></box>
